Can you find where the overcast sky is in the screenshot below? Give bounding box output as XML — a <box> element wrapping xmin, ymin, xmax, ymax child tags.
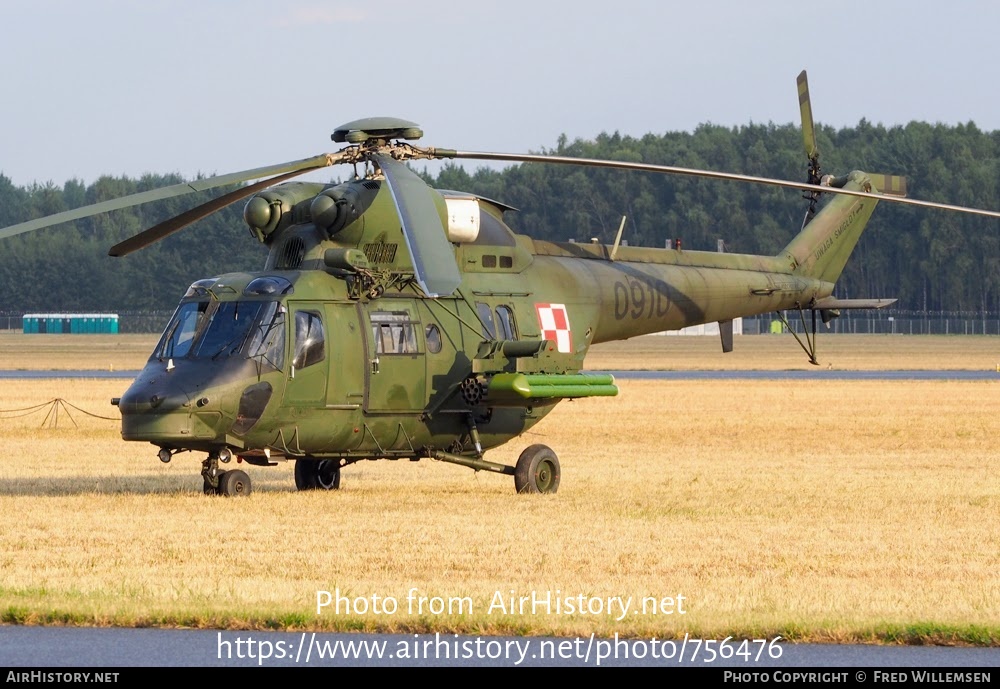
<box><xmin>3</xmin><ymin>0</ymin><xmax>999</xmax><ymax>188</ymax></box>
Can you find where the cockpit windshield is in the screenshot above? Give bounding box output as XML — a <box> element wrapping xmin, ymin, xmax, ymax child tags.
<box><xmin>157</xmin><ymin>300</ymin><xmax>280</xmax><ymax>362</ymax></box>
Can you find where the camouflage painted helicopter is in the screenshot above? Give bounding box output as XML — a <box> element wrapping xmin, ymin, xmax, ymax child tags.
<box><xmin>3</xmin><ymin>71</ymin><xmax>999</xmax><ymax>496</ymax></box>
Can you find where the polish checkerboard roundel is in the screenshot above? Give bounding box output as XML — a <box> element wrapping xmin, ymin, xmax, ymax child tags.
<box><xmin>535</xmin><ymin>303</ymin><xmax>572</xmax><ymax>353</ymax></box>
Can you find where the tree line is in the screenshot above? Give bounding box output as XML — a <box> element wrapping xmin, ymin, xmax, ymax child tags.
<box><xmin>2</xmin><ymin>119</ymin><xmax>999</xmax><ymax>314</ymax></box>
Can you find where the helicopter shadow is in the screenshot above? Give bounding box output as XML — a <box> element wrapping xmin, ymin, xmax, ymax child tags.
<box><xmin>0</xmin><ymin>474</ymin><xmax>282</xmax><ymax>497</ymax></box>
<box><xmin>426</xmin><ymin>349</ymin><xmax>471</xmax><ymax>403</ymax></box>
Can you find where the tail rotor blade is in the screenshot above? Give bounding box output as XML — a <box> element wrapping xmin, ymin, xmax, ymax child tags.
<box><xmin>798</xmin><ymin>70</ymin><xmax>819</xmax><ymax>162</ymax></box>
<box><xmin>797</xmin><ymin>70</ymin><xmax>823</xmax><ymax>225</ymax></box>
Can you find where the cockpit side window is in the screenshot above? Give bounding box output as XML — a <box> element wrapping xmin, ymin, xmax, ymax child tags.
<box><xmin>292</xmin><ymin>310</ymin><xmax>326</xmax><ymax>370</ymax></box>
<box><xmin>246</xmin><ymin>302</ymin><xmax>286</xmax><ymax>372</ymax></box>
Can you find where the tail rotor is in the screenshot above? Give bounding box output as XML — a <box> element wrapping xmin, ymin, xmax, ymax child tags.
<box><xmin>798</xmin><ymin>70</ymin><xmax>823</xmax><ymax>227</ymax></box>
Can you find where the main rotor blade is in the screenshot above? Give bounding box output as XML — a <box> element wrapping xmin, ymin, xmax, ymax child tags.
<box><xmin>797</xmin><ymin>70</ymin><xmax>819</xmax><ymax>161</ymax></box>
<box><xmin>442</xmin><ymin>150</ymin><xmax>1000</xmax><ymax>221</ymax></box>
<box><xmin>108</xmin><ymin>168</ymin><xmax>312</xmax><ymax>257</ymax></box>
<box><xmin>0</xmin><ymin>153</ymin><xmax>337</xmax><ymax>242</ymax></box>
<box><xmin>867</xmin><ymin>174</ymin><xmax>907</xmax><ymax>198</ymax></box>
<box><xmin>373</xmin><ymin>153</ymin><xmax>461</xmax><ymax>298</ymax></box>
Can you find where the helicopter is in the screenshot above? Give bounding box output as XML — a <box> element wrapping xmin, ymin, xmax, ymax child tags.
<box><xmin>3</xmin><ymin>71</ymin><xmax>1000</xmax><ymax>497</ymax></box>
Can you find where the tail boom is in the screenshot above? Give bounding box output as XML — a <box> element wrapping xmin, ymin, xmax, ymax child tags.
<box><xmin>782</xmin><ymin>171</ymin><xmax>879</xmax><ymax>283</ymax></box>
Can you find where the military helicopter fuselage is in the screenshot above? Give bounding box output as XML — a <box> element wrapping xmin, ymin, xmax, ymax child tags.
<box><xmin>115</xmin><ymin>168</ymin><xmax>876</xmax><ymax>495</ymax></box>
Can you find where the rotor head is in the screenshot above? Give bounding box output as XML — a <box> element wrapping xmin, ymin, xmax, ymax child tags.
<box><xmin>332</xmin><ymin>117</ymin><xmax>424</xmax><ymax>145</ymax></box>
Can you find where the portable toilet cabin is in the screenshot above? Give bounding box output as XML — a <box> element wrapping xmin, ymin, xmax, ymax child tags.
<box><xmin>22</xmin><ymin>313</ymin><xmax>119</xmax><ymax>334</ymax></box>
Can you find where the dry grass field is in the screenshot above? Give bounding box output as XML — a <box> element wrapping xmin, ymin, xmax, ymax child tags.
<box><xmin>586</xmin><ymin>333</ymin><xmax>1000</xmax><ymax>371</ymax></box>
<box><xmin>0</xmin><ymin>333</ymin><xmax>157</xmax><ymax>371</ymax></box>
<box><xmin>0</xmin><ymin>335</ymin><xmax>997</xmax><ymax>644</ymax></box>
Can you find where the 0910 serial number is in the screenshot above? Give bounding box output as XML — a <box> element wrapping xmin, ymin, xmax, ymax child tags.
<box><xmin>612</xmin><ymin>277</ymin><xmax>673</xmax><ymax>321</ymax></box>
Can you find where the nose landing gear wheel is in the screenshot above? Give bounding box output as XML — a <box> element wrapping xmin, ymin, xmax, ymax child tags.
<box><xmin>514</xmin><ymin>444</ymin><xmax>560</xmax><ymax>494</ymax></box>
<box><xmin>217</xmin><ymin>469</ymin><xmax>252</xmax><ymax>496</ymax></box>
<box><xmin>294</xmin><ymin>459</ymin><xmax>342</xmax><ymax>491</ymax></box>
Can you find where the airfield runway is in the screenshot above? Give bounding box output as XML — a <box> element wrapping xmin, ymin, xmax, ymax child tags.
<box><xmin>2</xmin><ymin>626</ymin><xmax>999</xmax><ymax>667</ymax></box>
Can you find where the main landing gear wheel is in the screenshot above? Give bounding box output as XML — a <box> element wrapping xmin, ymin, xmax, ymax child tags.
<box><xmin>514</xmin><ymin>444</ymin><xmax>560</xmax><ymax>494</ymax></box>
<box><xmin>294</xmin><ymin>459</ymin><xmax>342</xmax><ymax>491</ymax></box>
<box><xmin>217</xmin><ymin>469</ymin><xmax>252</xmax><ymax>497</ymax></box>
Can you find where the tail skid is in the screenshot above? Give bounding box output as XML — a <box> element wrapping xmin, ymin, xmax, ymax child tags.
<box><xmin>775</xmin><ymin>297</ymin><xmax>897</xmax><ymax>365</ymax></box>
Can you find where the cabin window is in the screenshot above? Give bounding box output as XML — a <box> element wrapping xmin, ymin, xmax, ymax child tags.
<box><xmin>425</xmin><ymin>323</ymin><xmax>442</xmax><ymax>354</ymax></box>
<box><xmin>371</xmin><ymin>311</ymin><xmax>419</xmax><ymax>355</ymax></box>
<box><xmin>481</xmin><ymin>254</ymin><xmax>497</xmax><ymax>268</ymax></box>
<box><xmin>475</xmin><ymin>302</ymin><xmax>496</xmax><ymax>339</ymax></box>
<box><xmin>292</xmin><ymin>310</ymin><xmax>326</xmax><ymax>369</ymax></box>
<box><xmin>499</xmin><ymin>255</ymin><xmax>513</xmax><ymax>269</ymax></box>
<box><xmin>495</xmin><ymin>305</ymin><xmax>517</xmax><ymax>340</ymax></box>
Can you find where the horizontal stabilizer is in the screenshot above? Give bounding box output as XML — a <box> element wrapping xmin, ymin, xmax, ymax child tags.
<box><xmin>812</xmin><ymin>297</ymin><xmax>897</xmax><ymax>310</ymax></box>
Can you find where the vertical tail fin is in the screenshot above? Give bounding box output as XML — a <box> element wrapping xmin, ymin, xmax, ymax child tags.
<box><xmin>781</xmin><ymin>171</ymin><xmax>879</xmax><ymax>283</ymax></box>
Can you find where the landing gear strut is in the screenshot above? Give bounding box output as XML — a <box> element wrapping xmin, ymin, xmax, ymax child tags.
<box><xmin>201</xmin><ymin>453</ymin><xmax>253</xmax><ymax>496</ymax></box>
<box><xmin>431</xmin><ymin>442</ymin><xmax>561</xmax><ymax>494</ymax></box>
<box><xmin>202</xmin><ymin>454</ymin><xmax>221</xmax><ymax>495</ymax></box>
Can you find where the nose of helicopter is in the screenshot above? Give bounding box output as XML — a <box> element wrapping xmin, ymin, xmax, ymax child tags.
<box><xmin>118</xmin><ymin>365</ymin><xmax>232</xmax><ymax>444</ymax></box>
